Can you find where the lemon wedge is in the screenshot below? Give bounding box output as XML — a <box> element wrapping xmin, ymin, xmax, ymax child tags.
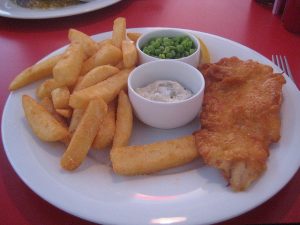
<box><xmin>198</xmin><ymin>37</ymin><xmax>211</xmax><ymax>64</ymax></box>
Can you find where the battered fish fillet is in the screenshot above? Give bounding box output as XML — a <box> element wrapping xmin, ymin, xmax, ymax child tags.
<box><xmin>194</xmin><ymin>57</ymin><xmax>285</xmax><ymax>191</ymax></box>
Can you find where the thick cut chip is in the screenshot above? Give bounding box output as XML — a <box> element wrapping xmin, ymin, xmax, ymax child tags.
<box><xmin>121</xmin><ymin>40</ymin><xmax>138</xmax><ymax>68</ymax></box>
<box><xmin>93</xmin><ymin>101</ymin><xmax>116</xmax><ymax>150</ymax></box>
<box><xmin>111</xmin><ymin>135</ymin><xmax>199</xmax><ymax>175</ymax></box>
<box><xmin>80</xmin><ymin>44</ymin><xmax>122</xmax><ymax>76</ymax></box>
<box><xmin>51</xmin><ymin>87</ymin><xmax>70</xmax><ymax>109</ymax></box>
<box><xmin>61</xmin><ymin>98</ymin><xmax>108</xmax><ymax>170</ymax></box>
<box><xmin>69</xmin><ymin>69</ymin><xmax>132</xmax><ymax>109</ymax></box>
<box><xmin>22</xmin><ymin>95</ymin><xmax>69</xmax><ymax>142</ymax></box>
<box><xmin>56</xmin><ymin>109</ymin><xmax>72</xmax><ymax>118</ymax></box>
<box><xmin>40</xmin><ymin>97</ymin><xmax>71</xmax><ymax>145</ymax></box>
<box><xmin>127</xmin><ymin>32</ymin><xmax>142</xmax><ymax>43</ymax></box>
<box><xmin>9</xmin><ymin>54</ymin><xmax>62</xmax><ymax>91</ymax></box>
<box><xmin>74</xmin><ymin>65</ymin><xmax>119</xmax><ymax>91</ymax></box>
<box><xmin>53</xmin><ymin>41</ymin><xmax>85</xmax><ymax>86</ymax></box>
<box><xmin>40</xmin><ymin>97</ymin><xmax>67</xmax><ymax>127</ymax></box>
<box><xmin>36</xmin><ymin>78</ymin><xmax>62</xmax><ymax>99</ymax></box>
<box><xmin>68</xmin><ymin>108</ymin><xmax>85</xmax><ymax>133</ymax></box>
<box><xmin>112</xmin><ymin>17</ymin><xmax>126</xmax><ymax>48</ymax></box>
<box><xmin>97</xmin><ymin>39</ymin><xmax>113</xmax><ymax>49</ymax></box>
<box><xmin>68</xmin><ymin>28</ymin><xmax>98</xmax><ymax>58</ymax></box>
<box><xmin>115</xmin><ymin>60</ymin><xmax>125</xmax><ymax>70</ymax></box>
<box><xmin>112</xmin><ymin>90</ymin><xmax>133</xmax><ymax>148</ymax></box>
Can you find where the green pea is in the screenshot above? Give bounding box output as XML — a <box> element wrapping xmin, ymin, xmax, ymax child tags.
<box><xmin>159</xmin><ymin>53</ymin><xmax>166</xmax><ymax>59</ymax></box>
<box><xmin>156</xmin><ymin>37</ymin><xmax>163</xmax><ymax>43</ymax></box>
<box><xmin>163</xmin><ymin>37</ymin><xmax>169</xmax><ymax>42</ymax></box>
<box><xmin>148</xmin><ymin>45</ymin><xmax>155</xmax><ymax>51</ymax></box>
<box><xmin>166</xmin><ymin>52</ymin><xmax>173</xmax><ymax>58</ymax></box>
<box><xmin>171</xmin><ymin>50</ymin><xmax>176</xmax><ymax>58</ymax></box>
<box><xmin>155</xmin><ymin>49</ymin><xmax>162</xmax><ymax>55</ymax></box>
<box><xmin>164</xmin><ymin>46</ymin><xmax>170</xmax><ymax>53</ymax></box>
<box><xmin>153</xmin><ymin>41</ymin><xmax>160</xmax><ymax>48</ymax></box>
<box><xmin>176</xmin><ymin>44</ymin><xmax>184</xmax><ymax>53</ymax></box>
<box><xmin>189</xmin><ymin>48</ymin><xmax>196</xmax><ymax>54</ymax></box>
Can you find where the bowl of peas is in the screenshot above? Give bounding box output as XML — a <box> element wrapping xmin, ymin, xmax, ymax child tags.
<box><xmin>136</xmin><ymin>28</ymin><xmax>201</xmax><ymax>67</ymax></box>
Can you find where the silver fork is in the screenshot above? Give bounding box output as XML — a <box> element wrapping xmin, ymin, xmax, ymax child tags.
<box><xmin>272</xmin><ymin>54</ymin><xmax>295</xmax><ymax>82</ymax></box>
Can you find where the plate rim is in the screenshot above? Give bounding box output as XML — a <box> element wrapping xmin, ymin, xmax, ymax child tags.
<box><xmin>0</xmin><ymin>0</ymin><xmax>121</xmax><ymax>19</ymax></box>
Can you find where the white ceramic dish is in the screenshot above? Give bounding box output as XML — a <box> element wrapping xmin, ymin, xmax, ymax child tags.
<box><xmin>136</xmin><ymin>28</ymin><xmax>200</xmax><ymax>67</ymax></box>
<box><xmin>128</xmin><ymin>60</ymin><xmax>205</xmax><ymax>129</ymax></box>
<box><xmin>2</xmin><ymin>28</ymin><xmax>300</xmax><ymax>225</ymax></box>
<box><xmin>0</xmin><ymin>0</ymin><xmax>121</xmax><ymax>19</ymax></box>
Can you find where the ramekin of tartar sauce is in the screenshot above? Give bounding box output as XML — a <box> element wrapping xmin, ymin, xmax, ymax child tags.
<box><xmin>128</xmin><ymin>60</ymin><xmax>205</xmax><ymax>129</ymax></box>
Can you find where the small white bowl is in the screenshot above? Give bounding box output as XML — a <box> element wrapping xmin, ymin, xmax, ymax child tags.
<box><xmin>128</xmin><ymin>60</ymin><xmax>205</xmax><ymax>129</ymax></box>
<box><xmin>136</xmin><ymin>28</ymin><xmax>201</xmax><ymax>68</ymax></box>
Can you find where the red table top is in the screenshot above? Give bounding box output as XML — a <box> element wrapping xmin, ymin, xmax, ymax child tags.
<box><xmin>0</xmin><ymin>0</ymin><xmax>300</xmax><ymax>224</ymax></box>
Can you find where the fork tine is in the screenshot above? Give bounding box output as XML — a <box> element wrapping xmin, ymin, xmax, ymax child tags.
<box><xmin>275</xmin><ymin>55</ymin><xmax>283</xmax><ymax>74</ymax></box>
<box><xmin>272</xmin><ymin>55</ymin><xmax>276</xmax><ymax>64</ymax></box>
<box><xmin>283</xmin><ymin>56</ymin><xmax>295</xmax><ymax>82</ymax></box>
<box><xmin>274</xmin><ymin>54</ymin><xmax>287</xmax><ymax>75</ymax></box>
<box><xmin>275</xmin><ymin>55</ymin><xmax>280</xmax><ymax>68</ymax></box>
<box><xmin>279</xmin><ymin>55</ymin><xmax>288</xmax><ymax>75</ymax></box>
<box><xmin>272</xmin><ymin>54</ymin><xmax>298</xmax><ymax>90</ymax></box>
<box><xmin>272</xmin><ymin>54</ymin><xmax>279</xmax><ymax>71</ymax></box>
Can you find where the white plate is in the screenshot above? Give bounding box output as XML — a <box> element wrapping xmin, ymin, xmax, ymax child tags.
<box><xmin>0</xmin><ymin>0</ymin><xmax>121</xmax><ymax>19</ymax></box>
<box><xmin>2</xmin><ymin>28</ymin><xmax>300</xmax><ymax>225</ymax></box>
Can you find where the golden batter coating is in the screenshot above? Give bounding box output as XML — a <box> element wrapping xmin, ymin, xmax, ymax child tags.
<box><xmin>195</xmin><ymin>57</ymin><xmax>285</xmax><ymax>191</ymax></box>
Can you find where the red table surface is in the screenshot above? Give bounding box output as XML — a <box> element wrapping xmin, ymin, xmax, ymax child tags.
<box><xmin>0</xmin><ymin>0</ymin><xmax>299</xmax><ymax>224</ymax></box>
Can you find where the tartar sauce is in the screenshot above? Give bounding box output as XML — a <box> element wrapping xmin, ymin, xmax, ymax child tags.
<box><xmin>136</xmin><ymin>80</ymin><xmax>193</xmax><ymax>102</ymax></box>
